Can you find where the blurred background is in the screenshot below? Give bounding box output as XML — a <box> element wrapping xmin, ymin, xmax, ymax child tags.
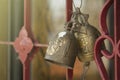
<box><xmin>0</xmin><ymin>0</ymin><xmax>114</xmax><ymax>80</ymax></box>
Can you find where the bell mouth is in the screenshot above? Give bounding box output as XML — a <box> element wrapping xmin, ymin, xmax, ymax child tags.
<box><xmin>45</xmin><ymin>58</ymin><xmax>73</xmax><ymax>69</ymax></box>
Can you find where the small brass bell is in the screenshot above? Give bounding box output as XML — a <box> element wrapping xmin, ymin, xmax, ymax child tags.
<box><xmin>45</xmin><ymin>30</ymin><xmax>78</xmax><ymax>69</ymax></box>
<box><xmin>71</xmin><ymin>8</ymin><xmax>101</xmax><ymax>62</ymax></box>
<box><xmin>75</xmin><ymin>23</ymin><xmax>100</xmax><ymax>62</ymax></box>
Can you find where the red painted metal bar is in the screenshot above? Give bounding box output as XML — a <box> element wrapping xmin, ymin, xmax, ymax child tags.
<box><xmin>94</xmin><ymin>0</ymin><xmax>120</xmax><ymax>80</ymax></box>
<box><xmin>66</xmin><ymin>0</ymin><xmax>73</xmax><ymax>22</ymax></box>
<box><xmin>24</xmin><ymin>0</ymin><xmax>35</xmax><ymax>40</ymax></box>
<box><xmin>114</xmin><ymin>0</ymin><xmax>120</xmax><ymax>80</ymax></box>
<box><xmin>94</xmin><ymin>0</ymin><xmax>113</xmax><ymax>80</ymax></box>
<box><xmin>23</xmin><ymin>60</ymin><xmax>30</xmax><ymax>80</ymax></box>
<box><xmin>13</xmin><ymin>27</ymin><xmax>33</xmax><ymax>80</ymax></box>
<box><xmin>66</xmin><ymin>0</ymin><xmax>73</xmax><ymax>80</ymax></box>
<box><xmin>24</xmin><ymin>0</ymin><xmax>30</xmax><ymax>28</ymax></box>
<box><xmin>23</xmin><ymin>0</ymin><xmax>48</xmax><ymax>80</ymax></box>
<box><xmin>0</xmin><ymin>0</ymin><xmax>47</xmax><ymax>80</ymax></box>
<box><xmin>99</xmin><ymin>0</ymin><xmax>113</xmax><ymax>35</ymax></box>
<box><xmin>23</xmin><ymin>0</ymin><xmax>31</xmax><ymax>80</ymax></box>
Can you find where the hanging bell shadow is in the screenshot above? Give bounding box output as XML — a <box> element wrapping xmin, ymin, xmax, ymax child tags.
<box><xmin>45</xmin><ymin>31</ymin><xmax>78</xmax><ymax>69</ymax></box>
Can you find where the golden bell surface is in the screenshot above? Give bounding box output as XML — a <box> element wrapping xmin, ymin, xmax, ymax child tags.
<box><xmin>69</xmin><ymin>8</ymin><xmax>102</xmax><ymax>62</ymax></box>
<box><xmin>74</xmin><ymin>24</ymin><xmax>100</xmax><ymax>62</ymax></box>
<box><xmin>45</xmin><ymin>31</ymin><xmax>78</xmax><ymax>69</ymax></box>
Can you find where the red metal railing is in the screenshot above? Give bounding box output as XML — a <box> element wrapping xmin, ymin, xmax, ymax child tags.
<box><xmin>0</xmin><ymin>0</ymin><xmax>48</xmax><ymax>80</ymax></box>
<box><xmin>0</xmin><ymin>0</ymin><xmax>73</xmax><ymax>80</ymax></box>
<box><xmin>66</xmin><ymin>0</ymin><xmax>73</xmax><ymax>80</ymax></box>
<box><xmin>94</xmin><ymin>0</ymin><xmax>120</xmax><ymax>80</ymax></box>
<box><xmin>0</xmin><ymin>0</ymin><xmax>120</xmax><ymax>80</ymax></box>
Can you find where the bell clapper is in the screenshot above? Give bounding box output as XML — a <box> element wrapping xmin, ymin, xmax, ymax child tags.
<box><xmin>80</xmin><ymin>62</ymin><xmax>90</xmax><ymax>80</ymax></box>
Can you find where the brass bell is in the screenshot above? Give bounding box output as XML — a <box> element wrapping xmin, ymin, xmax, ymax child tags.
<box><xmin>71</xmin><ymin>8</ymin><xmax>101</xmax><ymax>62</ymax></box>
<box><xmin>45</xmin><ymin>30</ymin><xmax>78</xmax><ymax>69</ymax></box>
<box><xmin>75</xmin><ymin>24</ymin><xmax>100</xmax><ymax>62</ymax></box>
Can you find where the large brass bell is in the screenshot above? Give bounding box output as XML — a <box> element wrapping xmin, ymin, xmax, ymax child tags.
<box><xmin>45</xmin><ymin>30</ymin><xmax>78</xmax><ymax>69</ymax></box>
<box><xmin>71</xmin><ymin>8</ymin><xmax>101</xmax><ymax>62</ymax></box>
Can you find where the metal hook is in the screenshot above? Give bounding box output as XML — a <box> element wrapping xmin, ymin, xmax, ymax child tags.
<box><xmin>73</xmin><ymin>0</ymin><xmax>82</xmax><ymax>11</ymax></box>
<box><xmin>73</xmin><ymin>0</ymin><xmax>77</xmax><ymax>11</ymax></box>
<box><xmin>80</xmin><ymin>0</ymin><xmax>82</xmax><ymax>9</ymax></box>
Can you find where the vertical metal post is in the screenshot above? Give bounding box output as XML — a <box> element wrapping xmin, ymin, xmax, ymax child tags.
<box><xmin>66</xmin><ymin>0</ymin><xmax>73</xmax><ymax>80</ymax></box>
<box><xmin>114</xmin><ymin>0</ymin><xmax>120</xmax><ymax>80</ymax></box>
<box><xmin>23</xmin><ymin>0</ymin><xmax>31</xmax><ymax>80</ymax></box>
<box><xmin>23</xmin><ymin>60</ymin><xmax>30</xmax><ymax>80</ymax></box>
<box><xmin>24</xmin><ymin>0</ymin><xmax>34</xmax><ymax>39</ymax></box>
<box><xmin>66</xmin><ymin>0</ymin><xmax>72</xmax><ymax>22</ymax></box>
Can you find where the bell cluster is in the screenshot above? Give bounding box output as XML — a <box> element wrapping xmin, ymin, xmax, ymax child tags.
<box><xmin>44</xmin><ymin>7</ymin><xmax>104</xmax><ymax>69</ymax></box>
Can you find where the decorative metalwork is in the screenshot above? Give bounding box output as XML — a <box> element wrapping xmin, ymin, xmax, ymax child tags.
<box><xmin>94</xmin><ymin>0</ymin><xmax>120</xmax><ymax>80</ymax></box>
<box><xmin>0</xmin><ymin>0</ymin><xmax>119</xmax><ymax>80</ymax></box>
<box><xmin>13</xmin><ymin>27</ymin><xmax>33</xmax><ymax>64</ymax></box>
<box><xmin>0</xmin><ymin>0</ymin><xmax>48</xmax><ymax>80</ymax></box>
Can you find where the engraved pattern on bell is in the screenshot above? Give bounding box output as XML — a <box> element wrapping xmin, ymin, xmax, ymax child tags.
<box><xmin>46</xmin><ymin>32</ymin><xmax>66</xmax><ymax>55</ymax></box>
<box><xmin>75</xmin><ymin>24</ymin><xmax>100</xmax><ymax>62</ymax></box>
<box><xmin>69</xmin><ymin>7</ymin><xmax>101</xmax><ymax>62</ymax></box>
<box><xmin>45</xmin><ymin>31</ymin><xmax>78</xmax><ymax>69</ymax></box>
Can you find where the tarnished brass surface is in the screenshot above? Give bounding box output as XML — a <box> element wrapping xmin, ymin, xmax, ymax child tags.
<box><xmin>68</xmin><ymin>7</ymin><xmax>100</xmax><ymax>62</ymax></box>
<box><xmin>45</xmin><ymin>31</ymin><xmax>78</xmax><ymax>69</ymax></box>
<box><xmin>75</xmin><ymin>24</ymin><xmax>100</xmax><ymax>62</ymax></box>
<box><xmin>45</xmin><ymin>7</ymin><xmax>101</xmax><ymax>68</ymax></box>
